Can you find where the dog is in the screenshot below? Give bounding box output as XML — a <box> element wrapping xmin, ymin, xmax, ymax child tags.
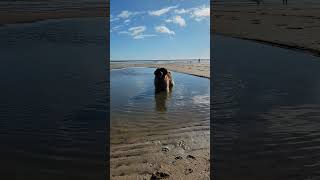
<box><xmin>154</xmin><ymin>68</ymin><xmax>174</xmax><ymax>93</ymax></box>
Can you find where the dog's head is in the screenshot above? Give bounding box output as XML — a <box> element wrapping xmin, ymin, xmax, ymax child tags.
<box><xmin>154</xmin><ymin>68</ymin><xmax>170</xmax><ymax>78</ymax></box>
<box><xmin>159</xmin><ymin>68</ymin><xmax>168</xmax><ymax>76</ymax></box>
<box><xmin>154</xmin><ymin>68</ymin><xmax>163</xmax><ymax>79</ymax></box>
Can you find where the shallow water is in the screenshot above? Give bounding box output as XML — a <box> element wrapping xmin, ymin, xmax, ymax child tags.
<box><xmin>213</xmin><ymin>35</ymin><xmax>320</xmax><ymax>180</ymax></box>
<box><xmin>0</xmin><ymin>18</ymin><xmax>107</xmax><ymax>179</ymax></box>
<box><xmin>110</xmin><ymin>67</ymin><xmax>210</xmax><ymax>178</ymax></box>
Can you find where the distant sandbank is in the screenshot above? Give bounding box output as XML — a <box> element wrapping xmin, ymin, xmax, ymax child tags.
<box><xmin>110</xmin><ymin>62</ymin><xmax>210</xmax><ymax>78</ymax></box>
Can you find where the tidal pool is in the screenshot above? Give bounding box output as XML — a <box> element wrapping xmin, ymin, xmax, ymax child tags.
<box><xmin>110</xmin><ymin>67</ymin><xmax>210</xmax><ymax>179</ymax></box>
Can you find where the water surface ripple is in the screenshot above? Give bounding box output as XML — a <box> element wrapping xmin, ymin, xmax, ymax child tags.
<box><xmin>213</xmin><ymin>35</ymin><xmax>320</xmax><ymax>180</ymax></box>
<box><xmin>0</xmin><ymin>18</ymin><xmax>107</xmax><ymax>179</ymax></box>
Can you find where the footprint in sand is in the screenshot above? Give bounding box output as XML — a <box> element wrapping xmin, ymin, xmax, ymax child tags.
<box><xmin>178</xmin><ymin>140</ymin><xmax>190</xmax><ymax>150</ymax></box>
<box><xmin>150</xmin><ymin>172</ymin><xmax>170</xmax><ymax>180</ymax></box>
<box><xmin>184</xmin><ymin>168</ymin><xmax>193</xmax><ymax>175</ymax></box>
<box><xmin>162</xmin><ymin>147</ymin><xmax>169</xmax><ymax>152</ymax></box>
<box><xmin>175</xmin><ymin>156</ymin><xmax>183</xmax><ymax>160</ymax></box>
<box><xmin>187</xmin><ymin>155</ymin><xmax>196</xmax><ymax>160</ymax></box>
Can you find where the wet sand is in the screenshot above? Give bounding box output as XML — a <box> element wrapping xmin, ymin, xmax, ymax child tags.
<box><xmin>110</xmin><ymin>62</ymin><xmax>210</xmax><ymax>78</ymax></box>
<box><xmin>111</xmin><ymin>124</ymin><xmax>210</xmax><ymax>180</ymax></box>
<box><xmin>213</xmin><ymin>2</ymin><xmax>320</xmax><ymax>56</ymax></box>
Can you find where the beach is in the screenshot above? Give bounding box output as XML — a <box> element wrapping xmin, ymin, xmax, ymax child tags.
<box><xmin>110</xmin><ymin>62</ymin><xmax>210</xmax><ymax>180</ymax></box>
<box><xmin>212</xmin><ymin>1</ymin><xmax>320</xmax><ymax>56</ymax></box>
<box><xmin>0</xmin><ymin>1</ymin><xmax>211</xmax><ymax>178</ymax></box>
<box><xmin>110</xmin><ymin>61</ymin><xmax>210</xmax><ymax>78</ymax></box>
<box><xmin>110</xmin><ymin>68</ymin><xmax>210</xmax><ymax>179</ymax></box>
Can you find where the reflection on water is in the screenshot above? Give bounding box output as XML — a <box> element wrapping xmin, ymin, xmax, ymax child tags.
<box><xmin>155</xmin><ymin>90</ymin><xmax>172</xmax><ymax>112</ymax></box>
<box><xmin>110</xmin><ymin>68</ymin><xmax>210</xmax><ymax>179</ymax></box>
<box><xmin>213</xmin><ymin>35</ymin><xmax>320</xmax><ymax>180</ymax></box>
<box><xmin>0</xmin><ymin>18</ymin><xmax>107</xmax><ymax>179</ymax></box>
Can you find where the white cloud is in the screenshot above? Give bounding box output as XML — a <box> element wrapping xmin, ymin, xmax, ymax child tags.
<box><xmin>118</xmin><ymin>11</ymin><xmax>131</xmax><ymax>18</ymax></box>
<box><xmin>193</xmin><ymin>7</ymin><xmax>210</xmax><ymax>17</ymax></box>
<box><xmin>149</xmin><ymin>5</ymin><xmax>178</xmax><ymax>16</ymax></box>
<box><xmin>155</xmin><ymin>26</ymin><xmax>175</xmax><ymax>35</ymax></box>
<box><xmin>112</xmin><ymin>25</ymin><xmax>122</xmax><ymax>31</ymax></box>
<box><xmin>124</xmin><ymin>19</ymin><xmax>131</xmax><ymax>24</ymax></box>
<box><xmin>111</xmin><ymin>24</ymin><xmax>125</xmax><ymax>33</ymax></box>
<box><xmin>174</xmin><ymin>8</ymin><xmax>190</xmax><ymax>14</ymax></box>
<box><xmin>129</xmin><ymin>26</ymin><xmax>146</xmax><ymax>36</ymax></box>
<box><xmin>133</xmin><ymin>34</ymin><xmax>157</xmax><ymax>39</ymax></box>
<box><xmin>110</xmin><ymin>15</ymin><xmax>120</xmax><ymax>22</ymax></box>
<box><xmin>118</xmin><ymin>10</ymin><xmax>142</xmax><ymax>19</ymax></box>
<box><xmin>118</xmin><ymin>31</ymin><xmax>129</xmax><ymax>34</ymax></box>
<box><xmin>118</xmin><ymin>26</ymin><xmax>155</xmax><ymax>39</ymax></box>
<box><xmin>173</xmin><ymin>5</ymin><xmax>210</xmax><ymax>22</ymax></box>
<box><xmin>191</xmin><ymin>6</ymin><xmax>210</xmax><ymax>21</ymax></box>
<box><xmin>166</xmin><ymin>15</ymin><xmax>186</xmax><ymax>27</ymax></box>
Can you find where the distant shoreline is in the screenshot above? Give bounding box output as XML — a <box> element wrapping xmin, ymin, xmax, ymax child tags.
<box><xmin>110</xmin><ymin>62</ymin><xmax>210</xmax><ymax>78</ymax></box>
<box><xmin>215</xmin><ymin>32</ymin><xmax>320</xmax><ymax>57</ymax></box>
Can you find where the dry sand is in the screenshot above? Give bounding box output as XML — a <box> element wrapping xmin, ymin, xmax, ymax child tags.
<box><xmin>110</xmin><ymin>62</ymin><xmax>210</xmax><ymax>78</ymax></box>
<box><xmin>212</xmin><ymin>2</ymin><xmax>320</xmax><ymax>56</ymax></box>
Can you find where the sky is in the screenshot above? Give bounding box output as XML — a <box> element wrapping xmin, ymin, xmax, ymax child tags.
<box><xmin>110</xmin><ymin>0</ymin><xmax>210</xmax><ymax>60</ymax></box>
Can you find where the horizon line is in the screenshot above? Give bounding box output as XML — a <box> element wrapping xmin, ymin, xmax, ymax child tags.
<box><xmin>110</xmin><ymin>58</ymin><xmax>210</xmax><ymax>61</ymax></box>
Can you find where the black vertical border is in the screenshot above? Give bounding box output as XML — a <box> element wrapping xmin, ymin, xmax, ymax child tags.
<box><xmin>210</xmin><ymin>0</ymin><xmax>214</xmax><ymax>179</ymax></box>
<box><xmin>106</xmin><ymin>0</ymin><xmax>110</xmax><ymax>179</ymax></box>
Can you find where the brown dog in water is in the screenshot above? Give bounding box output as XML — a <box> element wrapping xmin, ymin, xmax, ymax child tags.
<box><xmin>154</xmin><ymin>68</ymin><xmax>174</xmax><ymax>92</ymax></box>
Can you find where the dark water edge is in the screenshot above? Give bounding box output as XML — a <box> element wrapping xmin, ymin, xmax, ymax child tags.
<box><xmin>212</xmin><ymin>35</ymin><xmax>320</xmax><ymax>180</ymax></box>
<box><xmin>0</xmin><ymin>18</ymin><xmax>108</xmax><ymax>179</ymax></box>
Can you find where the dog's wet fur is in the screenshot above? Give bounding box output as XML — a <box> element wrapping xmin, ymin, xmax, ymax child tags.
<box><xmin>154</xmin><ymin>68</ymin><xmax>174</xmax><ymax>93</ymax></box>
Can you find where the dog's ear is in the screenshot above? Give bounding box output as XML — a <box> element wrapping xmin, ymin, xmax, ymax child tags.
<box><xmin>154</xmin><ymin>68</ymin><xmax>162</xmax><ymax>77</ymax></box>
<box><xmin>154</xmin><ymin>68</ymin><xmax>159</xmax><ymax>75</ymax></box>
<box><xmin>160</xmin><ymin>68</ymin><xmax>168</xmax><ymax>75</ymax></box>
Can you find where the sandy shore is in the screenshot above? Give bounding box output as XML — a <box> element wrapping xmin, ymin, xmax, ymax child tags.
<box><xmin>212</xmin><ymin>2</ymin><xmax>320</xmax><ymax>56</ymax></box>
<box><xmin>111</xmin><ymin>122</ymin><xmax>210</xmax><ymax>179</ymax></box>
<box><xmin>110</xmin><ymin>62</ymin><xmax>210</xmax><ymax>78</ymax></box>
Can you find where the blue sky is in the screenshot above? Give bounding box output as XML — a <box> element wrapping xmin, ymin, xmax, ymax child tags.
<box><xmin>110</xmin><ymin>0</ymin><xmax>210</xmax><ymax>60</ymax></box>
